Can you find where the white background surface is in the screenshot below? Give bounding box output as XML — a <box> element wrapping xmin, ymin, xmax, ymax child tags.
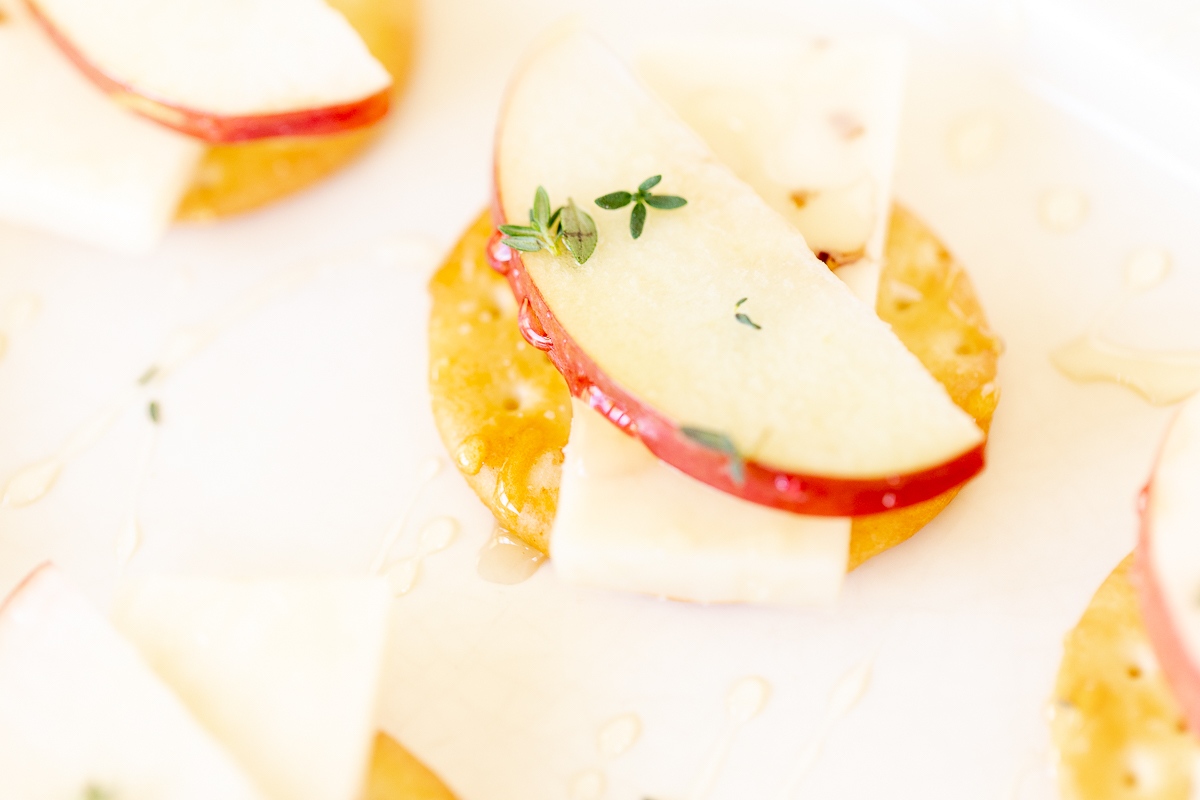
<box><xmin>2</xmin><ymin>0</ymin><xmax>1200</xmax><ymax>798</ymax></box>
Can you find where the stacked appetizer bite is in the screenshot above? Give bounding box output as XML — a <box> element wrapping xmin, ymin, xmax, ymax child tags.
<box><xmin>430</xmin><ymin>32</ymin><xmax>1001</xmax><ymax>605</ymax></box>
<box><xmin>1053</xmin><ymin>394</ymin><xmax>1200</xmax><ymax>799</ymax></box>
<box><xmin>0</xmin><ymin>563</ymin><xmax>456</xmax><ymax>800</ymax></box>
<box><xmin>0</xmin><ymin>0</ymin><xmax>415</xmax><ymax>251</ymax></box>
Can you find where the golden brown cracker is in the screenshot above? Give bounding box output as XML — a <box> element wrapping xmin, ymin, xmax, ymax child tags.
<box><xmin>1052</xmin><ymin>555</ymin><xmax>1196</xmax><ymax>799</ymax></box>
<box><xmin>176</xmin><ymin>0</ymin><xmax>418</xmax><ymax>221</ymax></box>
<box><xmin>364</xmin><ymin>732</ymin><xmax>458</xmax><ymax>800</ymax></box>
<box><xmin>429</xmin><ymin>205</ymin><xmax>1000</xmax><ymax>568</ymax></box>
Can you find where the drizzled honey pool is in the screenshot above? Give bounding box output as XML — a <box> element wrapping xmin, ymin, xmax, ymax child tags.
<box><xmin>429</xmin><ymin>205</ymin><xmax>1000</xmax><ymax>570</ymax></box>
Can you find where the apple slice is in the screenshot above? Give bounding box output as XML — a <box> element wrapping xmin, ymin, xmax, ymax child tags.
<box><xmin>551</xmin><ymin>398</ymin><xmax>850</xmax><ymax>604</ymax></box>
<box><xmin>0</xmin><ymin>564</ymin><xmax>265</xmax><ymax>800</ymax></box>
<box><xmin>1137</xmin><ymin>393</ymin><xmax>1200</xmax><ymax>733</ymax></box>
<box><xmin>27</xmin><ymin>0</ymin><xmax>392</xmax><ymax>143</ymax></box>
<box><xmin>493</xmin><ymin>33</ymin><xmax>985</xmax><ymax>516</ymax></box>
<box><xmin>640</xmin><ymin>36</ymin><xmax>908</xmax><ymax>304</ymax></box>
<box><xmin>112</xmin><ymin>575</ymin><xmax>392</xmax><ymax>800</ymax></box>
<box><xmin>0</xmin><ymin>1</ymin><xmax>203</xmax><ymax>252</ymax></box>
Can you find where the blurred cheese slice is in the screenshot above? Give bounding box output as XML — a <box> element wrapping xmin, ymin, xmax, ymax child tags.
<box><xmin>551</xmin><ymin>399</ymin><xmax>850</xmax><ymax>605</ymax></box>
<box><xmin>0</xmin><ymin>1</ymin><xmax>203</xmax><ymax>252</ymax></box>
<box><xmin>0</xmin><ymin>564</ymin><xmax>264</xmax><ymax>800</ymax></box>
<box><xmin>641</xmin><ymin>36</ymin><xmax>908</xmax><ymax>303</ymax></box>
<box><xmin>112</xmin><ymin>575</ymin><xmax>391</xmax><ymax>800</ymax></box>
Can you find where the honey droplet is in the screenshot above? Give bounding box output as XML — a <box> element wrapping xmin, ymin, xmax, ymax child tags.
<box><xmin>476</xmin><ymin>527</ymin><xmax>545</xmax><ymax>585</ymax></box>
<box><xmin>569</xmin><ymin>769</ymin><xmax>606</xmax><ymax>800</ymax></box>
<box><xmin>1124</xmin><ymin>247</ymin><xmax>1171</xmax><ymax>293</ymax></box>
<box><xmin>1038</xmin><ymin>188</ymin><xmax>1088</xmax><ymax>233</ymax></box>
<box><xmin>455</xmin><ymin>436</ymin><xmax>487</xmax><ymax>475</ymax></box>
<box><xmin>3</xmin><ymin>459</ymin><xmax>63</xmax><ymax>508</ymax></box>
<box><xmin>597</xmin><ymin>713</ymin><xmax>642</xmax><ymax>759</ymax></box>
<box><xmin>727</xmin><ymin>676</ymin><xmax>771</xmax><ymax>724</ymax></box>
<box><xmin>947</xmin><ymin>112</ymin><xmax>1004</xmax><ymax>170</ymax></box>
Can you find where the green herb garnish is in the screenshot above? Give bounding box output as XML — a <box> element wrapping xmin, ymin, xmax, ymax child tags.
<box><xmin>136</xmin><ymin>365</ymin><xmax>159</xmax><ymax>386</ymax></box>
<box><xmin>734</xmin><ymin>297</ymin><xmax>761</xmax><ymax>330</ymax></box>
<box><xmin>82</xmin><ymin>785</ymin><xmax>115</xmax><ymax>800</ymax></box>
<box><xmin>148</xmin><ymin>401</ymin><xmax>160</xmax><ymax>424</ymax></box>
<box><xmin>500</xmin><ymin>186</ymin><xmax>597</xmax><ymax>265</ymax></box>
<box><xmin>595</xmin><ymin>175</ymin><xmax>687</xmax><ymax>240</ymax></box>
<box><xmin>680</xmin><ymin>426</ymin><xmax>746</xmax><ymax>486</ymax></box>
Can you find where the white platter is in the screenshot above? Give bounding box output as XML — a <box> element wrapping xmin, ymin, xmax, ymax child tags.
<box><xmin>2</xmin><ymin>0</ymin><xmax>1199</xmax><ymax>798</ymax></box>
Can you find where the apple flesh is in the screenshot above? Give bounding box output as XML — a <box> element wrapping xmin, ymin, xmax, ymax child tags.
<box><xmin>0</xmin><ymin>0</ymin><xmax>204</xmax><ymax>252</ymax></box>
<box><xmin>112</xmin><ymin>575</ymin><xmax>392</xmax><ymax>800</ymax></box>
<box><xmin>1137</xmin><ymin>394</ymin><xmax>1200</xmax><ymax>733</ymax></box>
<box><xmin>0</xmin><ymin>563</ymin><xmax>265</xmax><ymax>800</ymax></box>
<box><xmin>640</xmin><ymin>36</ymin><xmax>908</xmax><ymax>304</ymax></box>
<box><xmin>26</xmin><ymin>0</ymin><xmax>393</xmax><ymax>142</ymax></box>
<box><xmin>493</xmin><ymin>33</ymin><xmax>985</xmax><ymax>516</ymax></box>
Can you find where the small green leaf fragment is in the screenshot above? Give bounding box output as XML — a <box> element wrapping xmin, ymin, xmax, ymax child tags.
<box><xmin>680</xmin><ymin>426</ymin><xmax>746</xmax><ymax>486</ymax></box>
<box><xmin>548</xmin><ymin>207</ymin><xmax>562</xmax><ymax>229</ymax></box>
<box><xmin>735</xmin><ymin>297</ymin><xmax>748</xmax><ymax>308</ymax></box>
<box><xmin>533</xmin><ymin>186</ymin><xmax>551</xmax><ymax>228</ymax></box>
<box><xmin>136</xmin><ymin>365</ymin><xmax>159</xmax><ymax>386</ymax></box>
<box><xmin>148</xmin><ymin>401</ymin><xmax>160</xmax><ymax>424</ymax></box>
<box><xmin>630</xmin><ymin>201</ymin><xmax>647</xmax><ymax>239</ymax></box>
<box><xmin>595</xmin><ymin>191</ymin><xmax>633</xmax><ymax>210</ymax></box>
<box><xmin>498</xmin><ymin>224</ymin><xmax>537</xmax><ymax>236</ymax></box>
<box><xmin>502</xmin><ymin>236</ymin><xmax>543</xmax><ymax>252</ymax></box>
<box><xmin>638</xmin><ymin>174</ymin><xmax>663</xmax><ymax>192</ymax></box>
<box><xmin>735</xmin><ymin>312</ymin><xmax>761</xmax><ymax>330</ymax></box>
<box><xmin>645</xmin><ymin>194</ymin><xmax>687</xmax><ymax>210</ymax></box>
<box><xmin>558</xmin><ymin>199</ymin><xmax>598</xmax><ymax>265</ymax></box>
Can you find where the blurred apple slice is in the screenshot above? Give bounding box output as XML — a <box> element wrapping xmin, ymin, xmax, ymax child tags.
<box><xmin>495</xmin><ymin>33</ymin><xmax>984</xmax><ymax>516</ymax></box>
<box><xmin>112</xmin><ymin>575</ymin><xmax>391</xmax><ymax>800</ymax></box>
<box><xmin>27</xmin><ymin>0</ymin><xmax>392</xmax><ymax>142</ymax></box>
<box><xmin>1137</xmin><ymin>394</ymin><xmax>1200</xmax><ymax>733</ymax></box>
<box><xmin>0</xmin><ymin>564</ymin><xmax>265</xmax><ymax>800</ymax></box>
<box><xmin>641</xmin><ymin>36</ymin><xmax>908</xmax><ymax>303</ymax></box>
<box><xmin>0</xmin><ymin>1</ymin><xmax>203</xmax><ymax>252</ymax></box>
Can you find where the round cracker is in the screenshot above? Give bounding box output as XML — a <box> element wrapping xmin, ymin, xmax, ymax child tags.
<box><xmin>365</xmin><ymin>732</ymin><xmax>458</xmax><ymax>800</ymax></box>
<box><xmin>428</xmin><ymin>205</ymin><xmax>1000</xmax><ymax>567</ymax></box>
<box><xmin>175</xmin><ymin>0</ymin><xmax>418</xmax><ymax>221</ymax></box>
<box><xmin>1052</xmin><ymin>555</ymin><xmax>1196</xmax><ymax>799</ymax></box>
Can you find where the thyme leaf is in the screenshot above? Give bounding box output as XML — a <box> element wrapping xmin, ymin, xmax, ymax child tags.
<box><xmin>595</xmin><ymin>175</ymin><xmax>687</xmax><ymax>240</ymax></box>
<box><xmin>734</xmin><ymin>298</ymin><xmax>761</xmax><ymax>329</ymax></box>
<box><xmin>500</xmin><ymin>186</ymin><xmax>596</xmax><ymax>265</ymax></box>
<box><xmin>558</xmin><ymin>199</ymin><xmax>598</xmax><ymax>265</ymax></box>
<box><xmin>680</xmin><ymin>426</ymin><xmax>746</xmax><ymax>486</ymax></box>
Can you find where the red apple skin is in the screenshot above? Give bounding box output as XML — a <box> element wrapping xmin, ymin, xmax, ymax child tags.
<box><xmin>25</xmin><ymin>0</ymin><xmax>391</xmax><ymax>144</ymax></box>
<box><xmin>0</xmin><ymin>562</ymin><xmax>52</xmax><ymax>619</ymax></box>
<box><xmin>1137</xmin><ymin>478</ymin><xmax>1200</xmax><ymax>734</ymax></box>
<box><xmin>484</xmin><ymin>220</ymin><xmax>986</xmax><ymax>517</ymax></box>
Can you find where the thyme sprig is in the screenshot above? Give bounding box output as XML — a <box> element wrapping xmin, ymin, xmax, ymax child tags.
<box><xmin>734</xmin><ymin>297</ymin><xmax>761</xmax><ymax>330</ymax></box>
<box><xmin>500</xmin><ymin>186</ymin><xmax>597</xmax><ymax>265</ymax></box>
<box><xmin>595</xmin><ymin>175</ymin><xmax>687</xmax><ymax>239</ymax></box>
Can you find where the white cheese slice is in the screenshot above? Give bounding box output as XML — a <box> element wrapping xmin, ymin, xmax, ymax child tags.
<box><xmin>0</xmin><ymin>1</ymin><xmax>203</xmax><ymax>252</ymax></box>
<box><xmin>0</xmin><ymin>565</ymin><xmax>265</xmax><ymax>800</ymax></box>
<box><xmin>111</xmin><ymin>575</ymin><xmax>391</xmax><ymax>800</ymax></box>
<box><xmin>641</xmin><ymin>36</ymin><xmax>908</xmax><ymax>303</ymax></box>
<box><xmin>550</xmin><ymin>399</ymin><xmax>850</xmax><ymax>606</ymax></box>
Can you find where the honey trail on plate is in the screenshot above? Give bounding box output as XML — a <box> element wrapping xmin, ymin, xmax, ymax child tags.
<box><xmin>688</xmin><ymin>677</ymin><xmax>771</xmax><ymax>800</ymax></box>
<box><xmin>1052</xmin><ymin>246</ymin><xmax>1200</xmax><ymax>405</ymax></box>
<box><xmin>383</xmin><ymin>516</ymin><xmax>457</xmax><ymax>597</ymax></box>
<box><xmin>771</xmin><ymin>659</ymin><xmax>872</xmax><ymax>800</ymax></box>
